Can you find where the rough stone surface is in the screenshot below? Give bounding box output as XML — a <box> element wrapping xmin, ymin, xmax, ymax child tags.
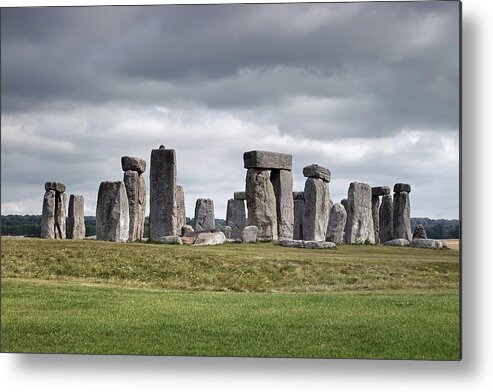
<box><xmin>393</xmin><ymin>191</ymin><xmax>412</xmax><ymax>241</ymax></box>
<box><xmin>223</xmin><ymin>226</ymin><xmax>232</xmax><ymax>239</ymax></box>
<box><xmin>181</xmin><ymin>236</ymin><xmax>196</xmax><ymax>245</ymax></box>
<box><xmin>277</xmin><ymin>239</ymin><xmax>304</xmax><ymax>248</ymax></box>
<box><xmin>384</xmin><ymin>239</ymin><xmax>409</xmax><ymax>247</ymax></box>
<box><xmin>234</xmin><ymin>191</ymin><xmax>246</xmax><ymax>200</ymax></box>
<box><xmin>413</xmin><ymin>224</ymin><xmax>428</xmax><ymax>239</ymax></box>
<box><xmin>270</xmin><ymin>169</ymin><xmax>294</xmax><ymax>239</ymax></box>
<box><xmin>341</xmin><ymin>198</ymin><xmax>348</xmax><ymax>211</ymax></box>
<box><xmin>121</xmin><ymin>156</ymin><xmax>146</xmax><ymax>175</ymax></box>
<box><xmin>371</xmin><ymin>195</ymin><xmax>381</xmax><ymax>244</ymax></box>
<box><xmin>193</xmin><ymin>232</ymin><xmax>226</xmax><ymax>246</ymax></box>
<box><xmin>394</xmin><ymin>183</ymin><xmax>412</xmax><ymax>194</ymax></box>
<box><xmin>302</xmin><ymin>164</ymin><xmax>331</xmax><ymax>182</ymax></box>
<box><xmin>175</xmin><ymin>185</ymin><xmax>186</xmax><ymax>232</ymax></box>
<box><xmin>194</xmin><ymin>198</ymin><xmax>215</xmax><ymax>231</ymax></box>
<box><xmin>150</xmin><ymin>147</ymin><xmax>177</xmax><ymax>240</ymax></box>
<box><xmin>241</xmin><ymin>225</ymin><xmax>258</xmax><ymax>243</ymax></box>
<box><xmin>54</xmin><ymin>192</ymin><xmax>67</xmax><ymax>239</ymax></box>
<box><xmin>292</xmin><ymin>192</ymin><xmax>304</xmax><ymax>200</ymax></box>
<box><xmin>96</xmin><ymin>181</ymin><xmax>129</xmax><ymax>242</ymax></box>
<box><xmin>303</xmin><ymin>177</ymin><xmax>330</xmax><ymax>241</ymax></box>
<box><xmin>304</xmin><ymin>241</ymin><xmax>337</xmax><ymax>249</ymax></box>
<box><xmin>293</xmin><ymin>197</ymin><xmax>305</xmax><ymax>240</ymax></box>
<box><xmin>226</xmin><ymin>199</ymin><xmax>246</xmax><ymax>240</ymax></box>
<box><xmin>181</xmin><ymin>225</ymin><xmax>194</xmax><ymax>236</ymax></box>
<box><xmin>243</xmin><ymin>150</ymin><xmax>292</xmax><ymax>170</ymax></box>
<box><xmin>67</xmin><ymin>194</ymin><xmax>85</xmax><ymax>239</ymax></box>
<box><xmin>160</xmin><ymin>236</ymin><xmax>182</xmax><ymax>245</ymax></box>
<box><xmin>124</xmin><ymin>170</ymin><xmax>146</xmax><ymax>241</ymax></box>
<box><xmin>409</xmin><ymin>238</ymin><xmax>443</xmax><ymax>249</ymax></box>
<box><xmin>45</xmin><ymin>181</ymin><xmax>66</xmax><ymax>193</ymax></box>
<box><xmin>326</xmin><ymin>202</ymin><xmax>347</xmax><ymax>244</ymax></box>
<box><xmin>344</xmin><ymin>182</ymin><xmax>375</xmax><ymax>244</ymax></box>
<box><xmin>372</xmin><ymin>186</ymin><xmax>391</xmax><ymax>196</ymax></box>
<box><xmin>245</xmin><ymin>169</ymin><xmax>278</xmax><ymax>241</ymax></box>
<box><xmin>379</xmin><ymin>194</ymin><xmax>393</xmax><ymax>243</ymax></box>
<box><xmin>41</xmin><ymin>190</ymin><xmax>56</xmax><ymax>239</ymax></box>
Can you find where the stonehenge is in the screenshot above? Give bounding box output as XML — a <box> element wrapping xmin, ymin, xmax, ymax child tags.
<box><xmin>67</xmin><ymin>195</ymin><xmax>85</xmax><ymax>239</ymax></box>
<box><xmin>303</xmin><ymin>164</ymin><xmax>331</xmax><ymax>241</ymax></box>
<box><xmin>371</xmin><ymin>186</ymin><xmax>390</xmax><ymax>245</ymax></box>
<box><xmin>393</xmin><ymin>183</ymin><xmax>412</xmax><ymax>241</ymax></box>
<box><xmin>122</xmin><ymin>156</ymin><xmax>147</xmax><ymax>242</ymax></box>
<box><xmin>326</xmin><ymin>202</ymin><xmax>347</xmax><ymax>244</ymax></box>
<box><xmin>96</xmin><ymin>181</ymin><xmax>129</xmax><ymax>242</ymax></box>
<box><xmin>41</xmin><ymin>182</ymin><xmax>67</xmax><ymax>239</ymax></box>
<box><xmin>344</xmin><ymin>182</ymin><xmax>375</xmax><ymax>244</ymax></box>
<box><xmin>226</xmin><ymin>195</ymin><xmax>246</xmax><ymax>240</ymax></box>
<box><xmin>270</xmin><ymin>169</ymin><xmax>294</xmax><ymax>239</ymax></box>
<box><xmin>194</xmin><ymin>198</ymin><xmax>215</xmax><ymax>231</ymax></box>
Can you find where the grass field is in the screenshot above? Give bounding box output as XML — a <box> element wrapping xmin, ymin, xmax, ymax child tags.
<box><xmin>1</xmin><ymin>238</ymin><xmax>460</xmax><ymax>359</ymax></box>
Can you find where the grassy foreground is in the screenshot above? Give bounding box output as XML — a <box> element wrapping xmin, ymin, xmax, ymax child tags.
<box><xmin>1</xmin><ymin>238</ymin><xmax>460</xmax><ymax>359</ymax></box>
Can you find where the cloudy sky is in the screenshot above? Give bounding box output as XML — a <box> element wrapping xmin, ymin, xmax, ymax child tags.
<box><xmin>1</xmin><ymin>1</ymin><xmax>460</xmax><ymax>220</ymax></box>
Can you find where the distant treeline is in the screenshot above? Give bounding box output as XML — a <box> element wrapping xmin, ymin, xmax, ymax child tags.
<box><xmin>1</xmin><ymin>215</ymin><xmax>458</xmax><ymax>239</ymax></box>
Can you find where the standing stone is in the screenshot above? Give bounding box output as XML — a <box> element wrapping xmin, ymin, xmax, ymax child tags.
<box><xmin>234</xmin><ymin>191</ymin><xmax>246</xmax><ymax>200</ymax></box>
<box><xmin>176</xmin><ymin>185</ymin><xmax>186</xmax><ymax>233</ymax></box>
<box><xmin>293</xmin><ymin>192</ymin><xmax>305</xmax><ymax>240</ymax></box>
<box><xmin>226</xmin><ymin>198</ymin><xmax>246</xmax><ymax>240</ymax></box>
<box><xmin>67</xmin><ymin>194</ymin><xmax>85</xmax><ymax>239</ymax></box>
<box><xmin>371</xmin><ymin>196</ymin><xmax>380</xmax><ymax>244</ymax></box>
<box><xmin>223</xmin><ymin>226</ymin><xmax>232</xmax><ymax>239</ymax></box>
<box><xmin>150</xmin><ymin>146</ymin><xmax>177</xmax><ymax>241</ymax></box>
<box><xmin>245</xmin><ymin>169</ymin><xmax>278</xmax><ymax>241</ymax></box>
<box><xmin>379</xmin><ymin>194</ymin><xmax>393</xmax><ymax>243</ymax></box>
<box><xmin>393</xmin><ymin>185</ymin><xmax>412</xmax><ymax>241</ymax></box>
<box><xmin>194</xmin><ymin>198</ymin><xmax>215</xmax><ymax>231</ymax></box>
<box><xmin>326</xmin><ymin>202</ymin><xmax>347</xmax><ymax>244</ymax></box>
<box><xmin>241</xmin><ymin>225</ymin><xmax>258</xmax><ymax>243</ymax></box>
<box><xmin>413</xmin><ymin>224</ymin><xmax>427</xmax><ymax>239</ymax></box>
<box><xmin>124</xmin><ymin>170</ymin><xmax>146</xmax><ymax>241</ymax></box>
<box><xmin>344</xmin><ymin>182</ymin><xmax>375</xmax><ymax>244</ymax></box>
<box><xmin>303</xmin><ymin>178</ymin><xmax>330</xmax><ymax>241</ymax></box>
<box><xmin>96</xmin><ymin>181</ymin><xmax>129</xmax><ymax>242</ymax></box>
<box><xmin>41</xmin><ymin>190</ymin><xmax>56</xmax><ymax>239</ymax></box>
<box><xmin>54</xmin><ymin>192</ymin><xmax>67</xmax><ymax>239</ymax></box>
<box><xmin>341</xmin><ymin>199</ymin><xmax>348</xmax><ymax>212</ymax></box>
<box><xmin>270</xmin><ymin>169</ymin><xmax>294</xmax><ymax>239</ymax></box>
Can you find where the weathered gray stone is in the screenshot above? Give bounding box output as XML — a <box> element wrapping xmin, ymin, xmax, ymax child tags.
<box><xmin>379</xmin><ymin>194</ymin><xmax>393</xmax><ymax>243</ymax></box>
<box><xmin>409</xmin><ymin>238</ymin><xmax>443</xmax><ymax>249</ymax></box>
<box><xmin>54</xmin><ymin>192</ymin><xmax>67</xmax><ymax>239</ymax></box>
<box><xmin>234</xmin><ymin>191</ymin><xmax>246</xmax><ymax>200</ymax></box>
<box><xmin>160</xmin><ymin>235</ymin><xmax>183</xmax><ymax>245</ymax></box>
<box><xmin>150</xmin><ymin>147</ymin><xmax>177</xmax><ymax>240</ymax></box>
<box><xmin>293</xmin><ymin>197</ymin><xmax>305</xmax><ymax>240</ymax></box>
<box><xmin>270</xmin><ymin>169</ymin><xmax>294</xmax><ymax>239</ymax></box>
<box><xmin>304</xmin><ymin>241</ymin><xmax>337</xmax><ymax>249</ymax></box>
<box><xmin>96</xmin><ymin>181</ymin><xmax>129</xmax><ymax>242</ymax></box>
<box><xmin>243</xmin><ymin>150</ymin><xmax>292</xmax><ymax>170</ymax></box>
<box><xmin>45</xmin><ymin>181</ymin><xmax>66</xmax><ymax>193</ymax></box>
<box><xmin>302</xmin><ymin>164</ymin><xmax>331</xmax><ymax>182</ymax></box>
<box><xmin>241</xmin><ymin>225</ymin><xmax>258</xmax><ymax>243</ymax></box>
<box><xmin>344</xmin><ymin>182</ymin><xmax>375</xmax><ymax>244</ymax></box>
<box><xmin>223</xmin><ymin>225</ymin><xmax>232</xmax><ymax>239</ymax></box>
<box><xmin>245</xmin><ymin>169</ymin><xmax>278</xmax><ymax>241</ymax></box>
<box><xmin>181</xmin><ymin>225</ymin><xmax>194</xmax><ymax>236</ymax></box>
<box><xmin>67</xmin><ymin>194</ymin><xmax>85</xmax><ymax>239</ymax></box>
<box><xmin>413</xmin><ymin>224</ymin><xmax>427</xmax><ymax>239</ymax></box>
<box><xmin>41</xmin><ymin>190</ymin><xmax>56</xmax><ymax>239</ymax></box>
<box><xmin>181</xmin><ymin>236</ymin><xmax>196</xmax><ymax>245</ymax></box>
<box><xmin>393</xmin><ymin>191</ymin><xmax>412</xmax><ymax>241</ymax></box>
<box><xmin>175</xmin><ymin>185</ymin><xmax>186</xmax><ymax>232</ymax></box>
<box><xmin>341</xmin><ymin>199</ymin><xmax>348</xmax><ymax>211</ymax></box>
<box><xmin>326</xmin><ymin>202</ymin><xmax>347</xmax><ymax>244</ymax></box>
<box><xmin>277</xmin><ymin>239</ymin><xmax>304</xmax><ymax>248</ymax></box>
<box><xmin>226</xmin><ymin>199</ymin><xmax>246</xmax><ymax>240</ymax></box>
<box><xmin>394</xmin><ymin>183</ymin><xmax>411</xmax><ymax>194</ymax></box>
<box><xmin>384</xmin><ymin>239</ymin><xmax>409</xmax><ymax>247</ymax></box>
<box><xmin>121</xmin><ymin>156</ymin><xmax>146</xmax><ymax>175</ymax></box>
<box><xmin>303</xmin><ymin>177</ymin><xmax>330</xmax><ymax>241</ymax></box>
<box><xmin>124</xmin><ymin>170</ymin><xmax>145</xmax><ymax>241</ymax></box>
<box><xmin>193</xmin><ymin>232</ymin><xmax>226</xmax><ymax>246</ymax></box>
<box><xmin>371</xmin><ymin>195</ymin><xmax>380</xmax><ymax>244</ymax></box>
<box><xmin>292</xmin><ymin>192</ymin><xmax>304</xmax><ymax>200</ymax></box>
<box><xmin>194</xmin><ymin>198</ymin><xmax>215</xmax><ymax>231</ymax></box>
<box><xmin>372</xmin><ymin>186</ymin><xmax>391</xmax><ymax>197</ymax></box>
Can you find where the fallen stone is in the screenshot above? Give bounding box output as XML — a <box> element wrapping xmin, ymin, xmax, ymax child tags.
<box><xmin>194</xmin><ymin>198</ymin><xmax>215</xmax><ymax>231</ymax></box>
<box><xmin>67</xmin><ymin>194</ymin><xmax>85</xmax><ymax>239</ymax></box>
<box><xmin>393</xmin><ymin>191</ymin><xmax>412</xmax><ymax>241</ymax></box>
<box><xmin>241</xmin><ymin>225</ymin><xmax>258</xmax><ymax>243</ymax></box>
<box><xmin>223</xmin><ymin>225</ymin><xmax>232</xmax><ymax>239</ymax></box>
<box><xmin>193</xmin><ymin>231</ymin><xmax>226</xmax><ymax>246</ymax></box>
<box><xmin>45</xmin><ymin>181</ymin><xmax>66</xmax><ymax>193</ymax></box>
<box><xmin>234</xmin><ymin>191</ymin><xmax>246</xmax><ymax>200</ymax></box>
<box><xmin>372</xmin><ymin>186</ymin><xmax>391</xmax><ymax>196</ymax></box>
<box><xmin>277</xmin><ymin>239</ymin><xmax>304</xmax><ymax>248</ymax></box>
<box><xmin>326</xmin><ymin>202</ymin><xmax>347</xmax><ymax>244</ymax></box>
<box><xmin>175</xmin><ymin>185</ymin><xmax>186</xmax><ymax>232</ymax></box>
<box><xmin>413</xmin><ymin>224</ymin><xmax>427</xmax><ymax>239</ymax></box>
<box><xmin>303</xmin><ymin>177</ymin><xmax>330</xmax><ymax>241</ymax></box>
<box><xmin>121</xmin><ymin>156</ymin><xmax>146</xmax><ymax>175</ymax></box>
<box><xmin>302</xmin><ymin>164</ymin><xmax>331</xmax><ymax>182</ymax></box>
<box><xmin>182</xmin><ymin>225</ymin><xmax>194</xmax><ymax>236</ymax></box>
<box><xmin>270</xmin><ymin>169</ymin><xmax>294</xmax><ymax>239</ymax></box>
<box><xmin>304</xmin><ymin>241</ymin><xmax>336</xmax><ymax>249</ymax></box>
<box><xmin>409</xmin><ymin>238</ymin><xmax>444</xmax><ymax>249</ymax></box>
<box><xmin>384</xmin><ymin>239</ymin><xmax>409</xmax><ymax>247</ymax></box>
<box><xmin>96</xmin><ymin>181</ymin><xmax>129</xmax><ymax>242</ymax></box>
<box><xmin>344</xmin><ymin>182</ymin><xmax>375</xmax><ymax>244</ymax></box>
<box><xmin>41</xmin><ymin>190</ymin><xmax>56</xmax><ymax>239</ymax></box>
<box><xmin>226</xmin><ymin>198</ymin><xmax>246</xmax><ymax>240</ymax></box>
<box><xmin>243</xmin><ymin>150</ymin><xmax>292</xmax><ymax>171</ymax></box>
<box><xmin>160</xmin><ymin>235</ymin><xmax>183</xmax><ymax>245</ymax></box>
<box><xmin>181</xmin><ymin>236</ymin><xmax>196</xmax><ymax>245</ymax></box>
<box><xmin>379</xmin><ymin>194</ymin><xmax>393</xmax><ymax>243</ymax></box>
<box><xmin>394</xmin><ymin>183</ymin><xmax>411</xmax><ymax>194</ymax></box>
<box><xmin>226</xmin><ymin>238</ymin><xmax>242</xmax><ymax>243</ymax></box>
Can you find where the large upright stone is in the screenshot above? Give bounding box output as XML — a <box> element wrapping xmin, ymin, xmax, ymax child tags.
<box><xmin>326</xmin><ymin>202</ymin><xmax>347</xmax><ymax>244</ymax></box>
<box><xmin>371</xmin><ymin>195</ymin><xmax>380</xmax><ymax>244</ymax></box>
<box><xmin>303</xmin><ymin>178</ymin><xmax>330</xmax><ymax>241</ymax></box>
<box><xmin>54</xmin><ymin>192</ymin><xmax>67</xmax><ymax>239</ymax></box>
<box><xmin>150</xmin><ymin>146</ymin><xmax>177</xmax><ymax>240</ymax></box>
<box><xmin>245</xmin><ymin>168</ymin><xmax>278</xmax><ymax>241</ymax></box>
<box><xmin>226</xmin><ymin>198</ymin><xmax>246</xmax><ymax>240</ymax></box>
<box><xmin>393</xmin><ymin>191</ymin><xmax>412</xmax><ymax>241</ymax></box>
<box><xmin>96</xmin><ymin>181</ymin><xmax>129</xmax><ymax>242</ymax></box>
<box><xmin>194</xmin><ymin>198</ymin><xmax>215</xmax><ymax>231</ymax></box>
<box><xmin>124</xmin><ymin>170</ymin><xmax>146</xmax><ymax>241</ymax></box>
<box><xmin>176</xmin><ymin>185</ymin><xmax>186</xmax><ymax>232</ymax></box>
<box><xmin>67</xmin><ymin>194</ymin><xmax>85</xmax><ymax>239</ymax></box>
<box><xmin>344</xmin><ymin>182</ymin><xmax>375</xmax><ymax>244</ymax></box>
<box><xmin>293</xmin><ymin>192</ymin><xmax>305</xmax><ymax>240</ymax></box>
<box><xmin>270</xmin><ymin>169</ymin><xmax>294</xmax><ymax>239</ymax></box>
<box><xmin>41</xmin><ymin>190</ymin><xmax>56</xmax><ymax>239</ymax></box>
<box><xmin>379</xmin><ymin>194</ymin><xmax>393</xmax><ymax>243</ymax></box>
<box><xmin>243</xmin><ymin>150</ymin><xmax>292</xmax><ymax>170</ymax></box>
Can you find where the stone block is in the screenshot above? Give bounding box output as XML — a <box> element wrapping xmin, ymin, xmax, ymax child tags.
<box><xmin>121</xmin><ymin>156</ymin><xmax>146</xmax><ymax>174</ymax></box>
<box><xmin>243</xmin><ymin>150</ymin><xmax>292</xmax><ymax>170</ymax></box>
<box><xmin>302</xmin><ymin>164</ymin><xmax>331</xmax><ymax>182</ymax></box>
